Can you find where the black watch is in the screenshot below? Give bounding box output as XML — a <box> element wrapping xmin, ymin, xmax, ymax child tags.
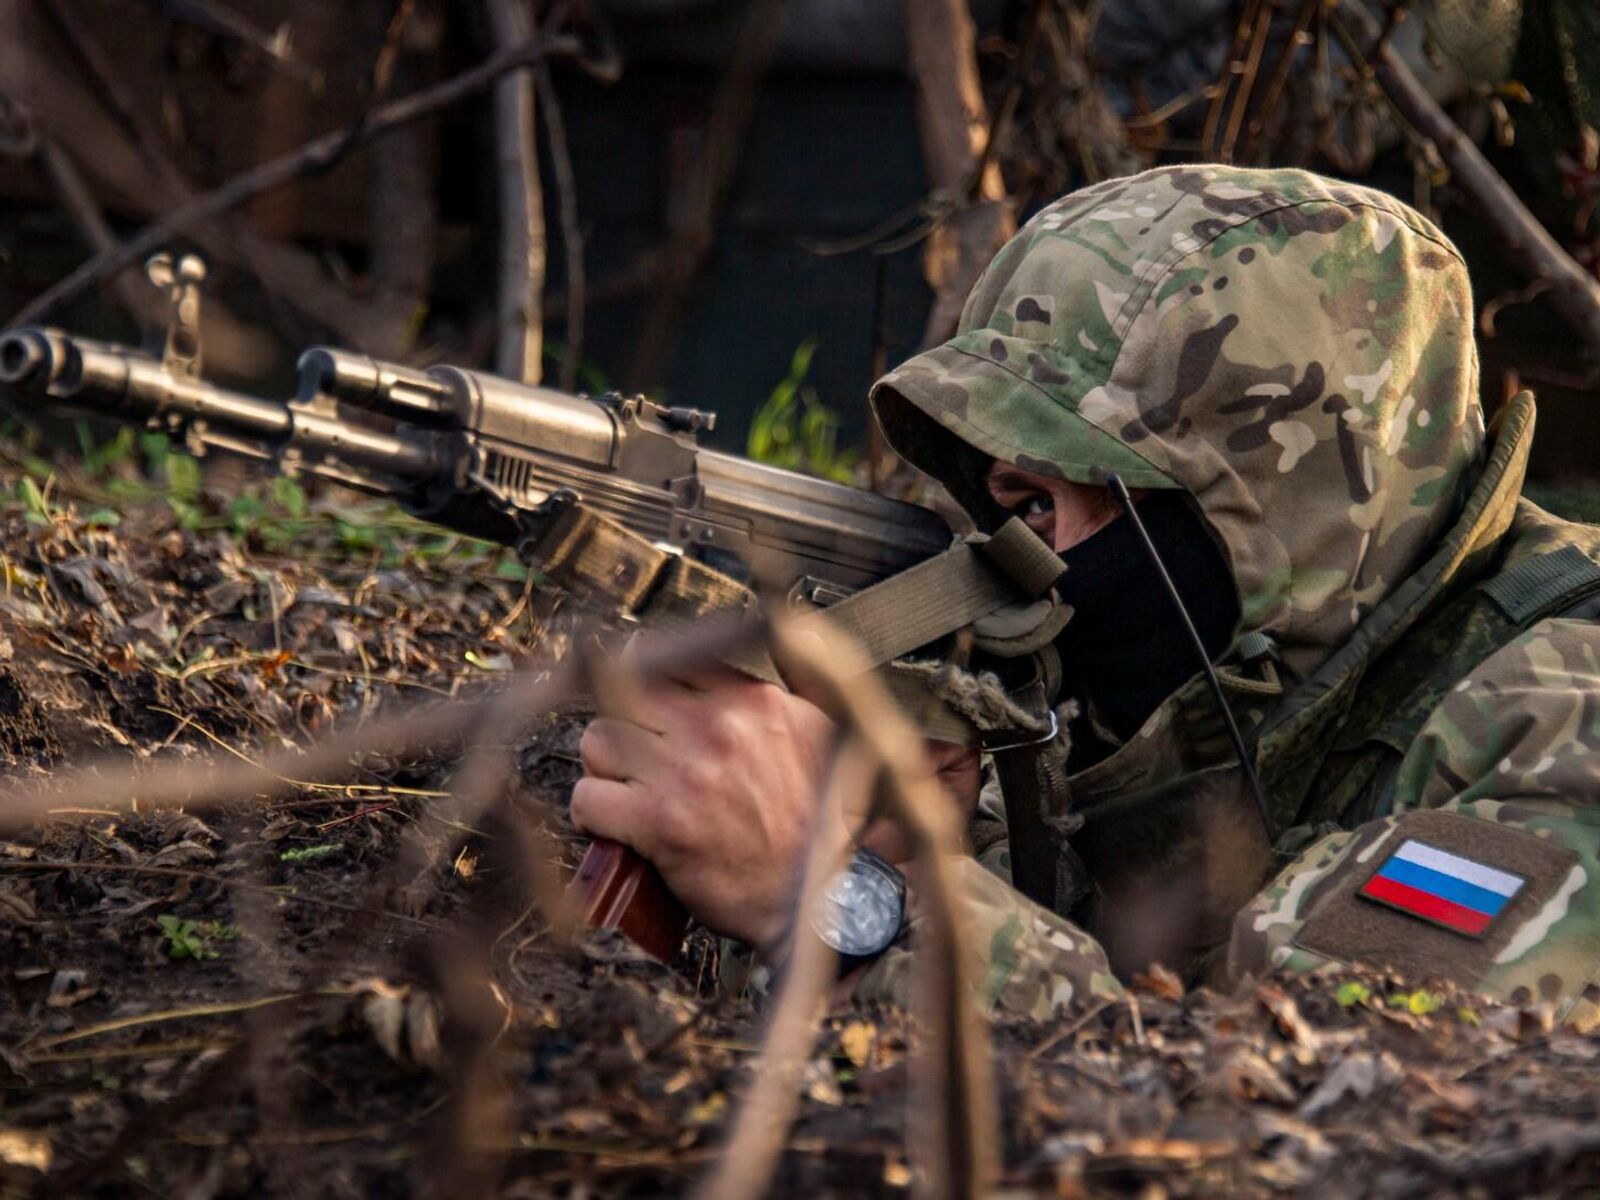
<box><xmin>810</xmin><ymin>848</ymin><xmax>907</xmax><ymax>972</ymax></box>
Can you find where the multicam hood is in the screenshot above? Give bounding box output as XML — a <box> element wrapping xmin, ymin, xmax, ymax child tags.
<box><xmin>872</xmin><ymin>165</ymin><xmax>1487</xmax><ymax>682</ymax></box>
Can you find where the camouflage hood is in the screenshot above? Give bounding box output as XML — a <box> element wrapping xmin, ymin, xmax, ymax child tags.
<box><xmin>872</xmin><ymin>165</ymin><xmax>1487</xmax><ymax>682</ymax></box>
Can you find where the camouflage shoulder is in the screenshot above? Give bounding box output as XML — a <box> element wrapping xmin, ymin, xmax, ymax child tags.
<box><xmin>1231</xmin><ymin>617</ymin><xmax>1600</xmax><ymax>1024</ymax></box>
<box><xmin>851</xmin><ymin>858</ymin><xmax>1123</xmax><ymax>1019</ymax></box>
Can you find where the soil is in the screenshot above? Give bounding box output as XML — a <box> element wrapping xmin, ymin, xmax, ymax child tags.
<box><xmin>1</xmin><ymin>462</ymin><xmax>1599</xmax><ymax>1199</ymax></box>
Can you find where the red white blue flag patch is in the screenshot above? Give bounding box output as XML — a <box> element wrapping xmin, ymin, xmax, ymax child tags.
<box><xmin>1358</xmin><ymin>838</ymin><xmax>1526</xmax><ymax>938</ymax></box>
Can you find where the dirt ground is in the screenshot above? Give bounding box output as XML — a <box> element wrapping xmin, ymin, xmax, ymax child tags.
<box><xmin>2</xmin><ymin>456</ymin><xmax>1600</xmax><ymax>1199</ymax></box>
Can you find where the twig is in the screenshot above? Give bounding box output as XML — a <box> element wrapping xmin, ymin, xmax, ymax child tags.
<box><xmin>147</xmin><ymin>704</ymin><xmax>449</xmax><ymax>797</ymax></box>
<box><xmin>0</xmin><ymin>666</ymin><xmax>560</xmax><ymax>833</ymax></box>
<box><xmin>24</xmin><ymin>989</ymin><xmax>350</xmax><ymax>1053</ymax></box>
<box><xmin>1480</xmin><ymin>279</ymin><xmax>1553</xmax><ymax>337</ymax></box>
<box><xmin>1240</xmin><ymin>0</ymin><xmax>1319</xmax><ymax>161</ymax></box>
<box><xmin>487</xmin><ymin>0</ymin><xmax>546</xmax><ymax>384</ymax></box>
<box><xmin>8</xmin><ymin>31</ymin><xmax>585</xmax><ymax>329</ymax></box>
<box><xmin>1337</xmin><ymin>0</ymin><xmax>1600</xmax><ymax>359</ymax></box>
<box><xmin>26</xmin><ymin>1035</ymin><xmax>236</xmax><ymax>1065</ymax></box>
<box><xmin>140</xmin><ymin>0</ymin><xmax>324</xmax><ymax>90</ymax></box>
<box><xmin>1</xmin><ymin>859</ymin><xmax>434</xmax><ymax>927</ymax></box>
<box><xmin>537</xmin><ymin>65</ymin><xmax>586</xmax><ymax>391</ymax></box>
<box><xmin>693</xmin><ymin>736</ymin><xmax>867</xmax><ymax>1200</ymax></box>
<box><xmin>1219</xmin><ymin>0</ymin><xmax>1275</xmax><ymax>162</ymax></box>
<box><xmin>626</xmin><ymin>0</ymin><xmax>784</xmax><ymax>388</ymax></box>
<box><xmin>1201</xmin><ymin>0</ymin><xmax>1263</xmax><ymax>158</ymax></box>
<box><xmin>1024</xmin><ymin>997</ymin><xmax>1115</xmax><ymax>1062</ymax></box>
<box><xmin>904</xmin><ymin>0</ymin><xmax>1016</xmax><ymax>348</ymax></box>
<box><xmin>695</xmin><ymin>619</ymin><xmax>998</xmax><ymax>1200</ymax></box>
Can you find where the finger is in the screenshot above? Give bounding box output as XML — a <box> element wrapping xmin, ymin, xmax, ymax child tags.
<box><xmin>569</xmin><ymin>775</ymin><xmax>657</xmax><ymax>857</ymax></box>
<box><xmin>578</xmin><ymin>716</ymin><xmax>665</xmax><ymax>782</ymax></box>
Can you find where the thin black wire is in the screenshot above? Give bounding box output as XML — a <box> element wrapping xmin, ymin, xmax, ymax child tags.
<box><xmin>1104</xmin><ymin>473</ymin><xmax>1274</xmax><ymax>839</ymax></box>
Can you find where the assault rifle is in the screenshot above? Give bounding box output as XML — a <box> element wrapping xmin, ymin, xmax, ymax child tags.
<box><xmin>0</xmin><ymin>256</ymin><xmax>992</xmax><ymax>960</ymax></box>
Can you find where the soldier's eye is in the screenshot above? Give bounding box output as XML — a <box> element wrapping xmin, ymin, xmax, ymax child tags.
<box><xmin>1014</xmin><ymin>494</ymin><xmax>1053</xmax><ymax>520</ymax></box>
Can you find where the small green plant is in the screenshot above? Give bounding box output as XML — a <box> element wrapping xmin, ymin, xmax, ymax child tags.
<box><xmin>1334</xmin><ymin>980</ymin><xmax>1372</xmax><ymax>1007</ymax></box>
<box><xmin>1386</xmin><ymin>988</ymin><xmax>1444</xmax><ymax>1015</ymax></box>
<box><xmin>156</xmin><ymin>914</ymin><xmax>238</xmax><ymax>960</ymax></box>
<box><xmin>17</xmin><ymin>475</ymin><xmax>57</xmax><ymax>525</ymax></box>
<box><xmin>279</xmin><ymin>843</ymin><xmax>341</xmax><ymax>865</ymax></box>
<box><xmin>747</xmin><ymin>339</ymin><xmax>859</xmax><ymax>484</ymax></box>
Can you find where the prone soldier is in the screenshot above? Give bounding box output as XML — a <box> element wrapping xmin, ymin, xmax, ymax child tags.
<box><xmin>572</xmin><ymin>165</ymin><xmax>1600</xmax><ymax>1022</ymax></box>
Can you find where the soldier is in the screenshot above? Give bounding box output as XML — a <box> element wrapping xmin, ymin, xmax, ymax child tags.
<box><xmin>572</xmin><ymin>165</ymin><xmax>1600</xmax><ymax>1025</ymax></box>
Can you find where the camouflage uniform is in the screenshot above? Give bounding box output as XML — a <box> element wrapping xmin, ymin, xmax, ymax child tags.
<box><xmin>855</xmin><ymin>165</ymin><xmax>1600</xmax><ymax>1022</ymax></box>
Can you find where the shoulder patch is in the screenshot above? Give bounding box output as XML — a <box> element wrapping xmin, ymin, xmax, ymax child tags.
<box><xmin>1294</xmin><ymin>810</ymin><xmax>1578</xmax><ymax>987</ymax></box>
<box><xmin>1358</xmin><ymin>839</ymin><xmax>1524</xmax><ymax>937</ymax></box>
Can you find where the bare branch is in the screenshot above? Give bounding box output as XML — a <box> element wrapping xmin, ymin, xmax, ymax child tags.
<box><xmin>1339</xmin><ymin>0</ymin><xmax>1600</xmax><ymax>359</ymax></box>
<box><xmin>538</xmin><ymin>64</ymin><xmax>586</xmax><ymax>391</ymax></box>
<box><xmin>626</xmin><ymin>0</ymin><xmax>784</xmax><ymax>390</ymax></box>
<box><xmin>904</xmin><ymin>0</ymin><xmax>1016</xmax><ymax>349</ymax></box>
<box><xmin>6</xmin><ymin>31</ymin><xmax>584</xmax><ymax>331</ymax></box>
<box><xmin>487</xmin><ymin>0</ymin><xmax>545</xmax><ymax>384</ymax></box>
<box><xmin>696</xmin><ymin>619</ymin><xmax>998</xmax><ymax>1200</ymax></box>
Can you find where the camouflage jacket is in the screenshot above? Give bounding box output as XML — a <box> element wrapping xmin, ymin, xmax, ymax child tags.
<box><xmin>853</xmin><ymin>165</ymin><xmax>1600</xmax><ymax>1025</ymax></box>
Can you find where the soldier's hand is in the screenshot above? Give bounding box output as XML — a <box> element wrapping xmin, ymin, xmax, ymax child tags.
<box><xmin>571</xmin><ymin>637</ymin><xmax>838</xmax><ymax>951</ymax></box>
<box><xmin>570</xmin><ymin>637</ymin><xmax>983</xmax><ymax>951</ymax></box>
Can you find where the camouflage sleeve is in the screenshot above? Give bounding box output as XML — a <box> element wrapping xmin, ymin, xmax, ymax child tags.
<box><xmin>1230</xmin><ymin>618</ymin><xmax>1600</xmax><ymax>1025</ymax></box>
<box><xmin>851</xmin><ymin>776</ymin><xmax>1124</xmax><ymax>1018</ymax></box>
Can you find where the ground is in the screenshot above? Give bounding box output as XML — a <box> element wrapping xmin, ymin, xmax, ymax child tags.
<box><xmin>0</xmin><ymin>450</ymin><xmax>1599</xmax><ymax>1199</ymax></box>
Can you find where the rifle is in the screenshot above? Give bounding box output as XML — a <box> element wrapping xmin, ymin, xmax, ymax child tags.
<box><xmin>0</xmin><ymin>256</ymin><xmax>970</xmax><ymax>960</ymax></box>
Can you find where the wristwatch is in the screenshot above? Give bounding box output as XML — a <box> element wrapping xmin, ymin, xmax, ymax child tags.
<box><xmin>810</xmin><ymin>847</ymin><xmax>907</xmax><ymax>972</ymax></box>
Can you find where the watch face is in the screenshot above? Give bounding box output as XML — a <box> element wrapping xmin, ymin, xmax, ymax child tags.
<box><xmin>811</xmin><ymin>850</ymin><xmax>905</xmax><ymax>958</ymax></box>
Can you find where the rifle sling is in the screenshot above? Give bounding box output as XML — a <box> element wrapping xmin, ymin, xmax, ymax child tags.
<box><xmin>789</xmin><ymin>516</ymin><xmax>1062</xmax><ymax>669</ymax></box>
<box><xmin>522</xmin><ymin>498</ymin><xmax>1071</xmax><ymax>910</ymax></box>
<box><xmin>521</xmin><ymin>500</ymin><xmax>1061</xmax><ymax>745</ymax></box>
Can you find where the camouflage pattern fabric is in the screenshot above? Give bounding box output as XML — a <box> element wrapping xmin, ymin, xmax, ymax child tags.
<box><xmin>851</xmin><ymin>856</ymin><xmax>1125</xmax><ymax>1017</ymax></box>
<box><xmin>1234</xmin><ymin>613</ymin><xmax>1600</xmax><ymax>1027</ymax></box>
<box><xmin>872</xmin><ymin>163</ymin><xmax>1484</xmax><ymax>684</ymax></box>
<box><xmin>853</xmin><ymin>163</ymin><xmax>1600</xmax><ymax>1018</ymax></box>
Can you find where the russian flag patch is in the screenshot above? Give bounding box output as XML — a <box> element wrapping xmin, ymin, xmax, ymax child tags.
<box><xmin>1358</xmin><ymin>838</ymin><xmax>1527</xmax><ymax>938</ymax></box>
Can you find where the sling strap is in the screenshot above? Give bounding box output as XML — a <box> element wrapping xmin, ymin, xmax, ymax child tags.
<box><xmin>517</xmin><ymin>492</ymin><xmax>1074</xmax><ymax>912</ymax></box>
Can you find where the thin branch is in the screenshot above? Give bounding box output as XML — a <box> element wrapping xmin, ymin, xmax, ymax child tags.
<box><xmin>904</xmin><ymin>0</ymin><xmax>1016</xmax><ymax>349</ymax></box>
<box><xmin>7</xmin><ymin>31</ymin><xmax>584</xmax><ymax>329</ymax></box>
<box><xmin>1337</xmin><ymin>0</ymin><xmax>1600</xmax><ymax>359</ymax></box>
<box><xmin>625</xmin><ymin>0</ymin><xmax>784</xmax><ymax>389</ymax></box>
<box><xmin>537</xmin><ymin>64</ymin><xmax>586</xmax><ymax>392</ymax></box>
<box><xmin>0</xmin><ymin>859</ymin><xmax>433</xmax><ymax>927</ymax></box>
<box><xmin>486</xmin><ymin>0</ymin><xmax>545</xmax><ymax>384</ymax></box>
<box><xmin>695</xmin><ymin>619</ymin><xmax>998</xmax><ymax>1200</ymax></box>
<box><xmin>1219</xmin><ymin>0</ymin><xmax>1275</xmax><ymax>162</ymax></box>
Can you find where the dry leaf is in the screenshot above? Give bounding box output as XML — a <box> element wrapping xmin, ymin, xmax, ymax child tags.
<box><xmin>0</xmin><ymin>885</ymin><xmax>36</xmax><ymax>922</ymax></box>
<box><xmin>686</xmin><ymin>1093</ymin><xmax>727</xmax><ymax>1125</ymax></box>
<box><xmin>0</xmin><ymin>1127</ymin><xmax>50</xmax><ymax>1172</ymax></box>
<box><xmin>839</xmin><ymin>1019</ymin><xmax>874</xmax><ymax>1068</ymax></box>
<box><xmin>1132</xmin><ymin>962</ymin><xmax>1185</xmax><ymax>1002</ymax></box>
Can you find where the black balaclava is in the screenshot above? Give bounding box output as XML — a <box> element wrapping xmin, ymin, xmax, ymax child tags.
<box><xmin>1053</xmin><ymin>490</ymin><xmax>1239</xmax><ymax>753</ymax></box>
